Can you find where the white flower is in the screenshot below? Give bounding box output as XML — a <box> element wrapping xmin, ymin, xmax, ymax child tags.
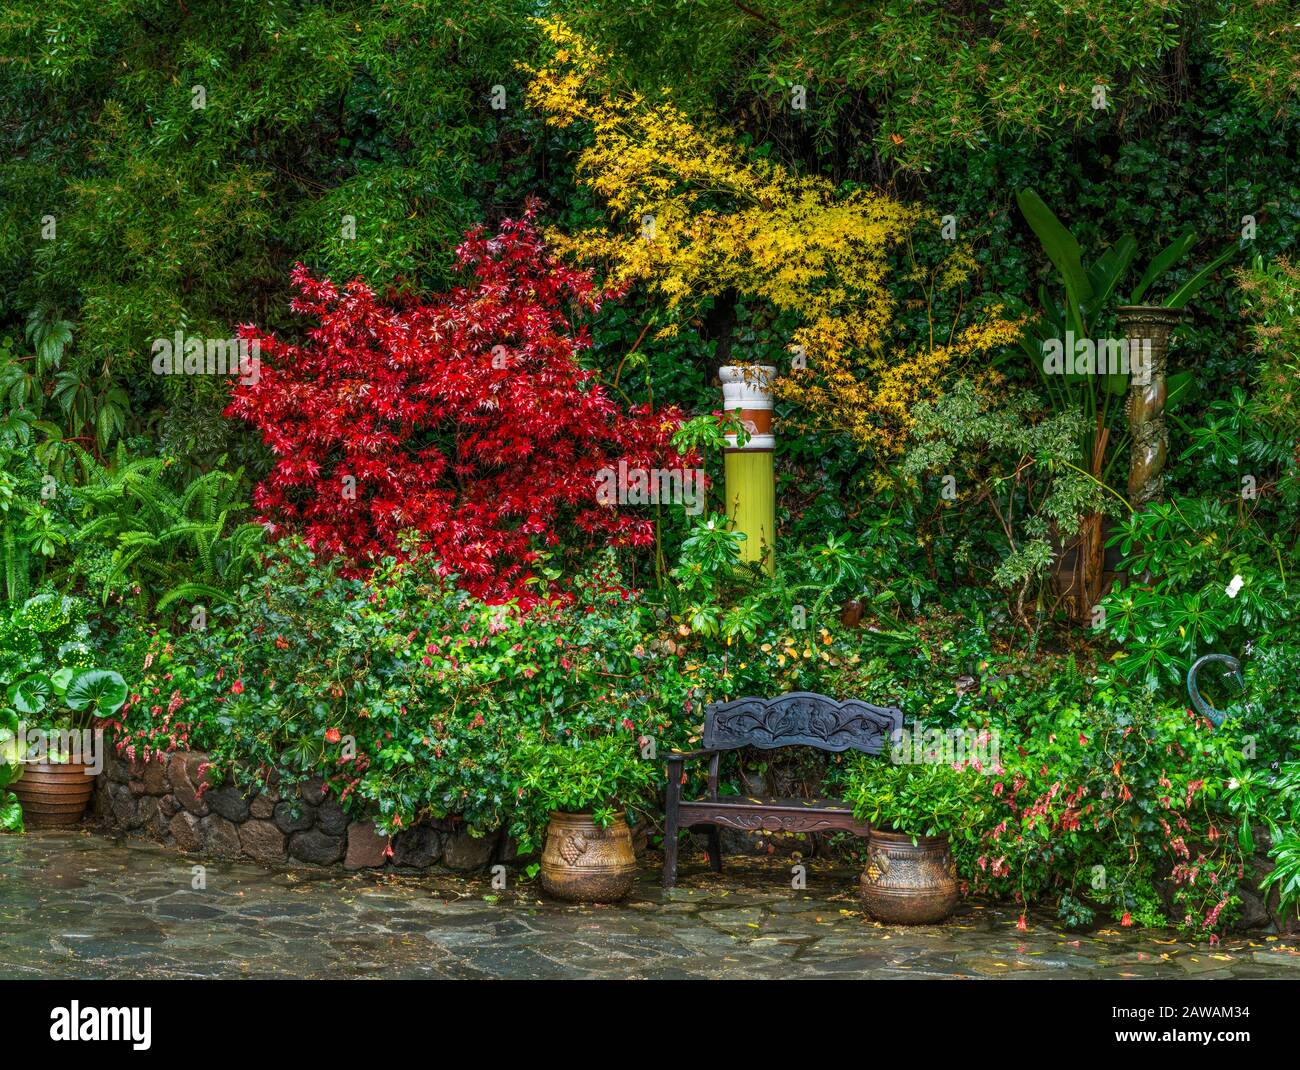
<box><xmin>1228</xmin><ymin>778</ymin><xmax>1240</xmax><ymax>790</ymax></box>
<box><xmin>1226</xmin><ymin>574</ymin><xmax>1244</xmax><ymax>599</ymax></box>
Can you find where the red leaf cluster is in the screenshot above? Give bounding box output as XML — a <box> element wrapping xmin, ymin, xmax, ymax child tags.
<box><xmin>227</xmin><ymin>202</ymin><xmax>689</xmax><ymax>600</ymax></box>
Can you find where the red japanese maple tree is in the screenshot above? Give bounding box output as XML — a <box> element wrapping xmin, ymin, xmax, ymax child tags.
<box><xmin>227</xmin><ymin>203</ymin><xmax>688</xmax><ymax>600</ymax></box>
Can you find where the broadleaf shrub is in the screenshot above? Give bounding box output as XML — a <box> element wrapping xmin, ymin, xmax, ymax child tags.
<box><xmin>109</xmin><ymin>542</ymin><xmax>687</xmax><ymax>847</ymax></box>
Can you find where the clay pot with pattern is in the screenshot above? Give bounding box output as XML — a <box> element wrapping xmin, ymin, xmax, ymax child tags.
<box><xmin>12</xmin><ymin>761</ymin><xmax>96</xmax><ymax>828</ymax></box>
<box><xmin>859</xmin><ymin>828</ymin><xmax>958</xmax><ymax>924</ymax></box>
<box><xmin>539</xmin><ymin>811</ymin><xmax>637</xmax><ymax>902</ymax></box>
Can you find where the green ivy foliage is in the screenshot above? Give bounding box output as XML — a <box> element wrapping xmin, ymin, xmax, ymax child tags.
<box><xmin>1</xmin><ymin>0</ymin><xmax>542</xmax><ymax>455</ymax></box>
<box><xmin>6</xmin><ymin>3</ymin><xmax>1299</xmax><ymax>469</ymax></box>
<box><xmin>555</xmin><ymin>1</ymin><xmax>1300</xmax><ymax>173</ymax></box>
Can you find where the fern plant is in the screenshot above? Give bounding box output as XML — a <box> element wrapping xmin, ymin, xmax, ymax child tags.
<box><xmin>68</xmin><ymin>445</ymin><xmax>264</xmax><ymax>611</ymax></box>
<box><xmin>0</xmin><ymin>393</ymin><xmax>77</xmax><ymax>601</ymax></box>
<box><xmin>0</xmin><ymin>353</ymin><xmax>263</xmax><ymax>611</ymax></box>
<box><xmin>1250</xmin><ymin>763</ymin><xmax>1300</xmax><ymax>923</ymax></box>
<box><xmin>1262</xmin><ymin>829</ymin><xmax>1300</xmax><ymax>924</ymax></box>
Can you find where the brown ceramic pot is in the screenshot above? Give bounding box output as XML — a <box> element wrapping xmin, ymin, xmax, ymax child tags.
<box><xmin>860</xmin><ymin>828</ymin><xmax>958</xmax><ymax>924</ymax></box>
<box><xmin>539</xmin><ymin>811</ymin><xmax>637</xmax><ymax>902</ymax></box>
<box><xmin>12</xmin><ymin>761</ymin><xmax>96</xmax><ymax>828</ymax></box>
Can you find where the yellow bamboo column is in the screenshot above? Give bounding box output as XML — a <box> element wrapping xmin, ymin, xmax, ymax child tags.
<box><xmin>720</xmin><ymin>364</ymin><xmax>776</xmax><ymax>573</ymax></box>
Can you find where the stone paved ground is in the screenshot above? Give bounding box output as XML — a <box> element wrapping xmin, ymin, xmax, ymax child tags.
<box><xmin>3</xmin><ymin>830</ymin><xmax>1300</xmax><ymax>979</ymax></box>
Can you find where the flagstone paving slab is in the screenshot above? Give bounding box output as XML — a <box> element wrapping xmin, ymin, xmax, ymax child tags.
<box><xmin>2</xmin><ymin>830</ymin><xmax>1299</xmax><ymax>979</ymax></box>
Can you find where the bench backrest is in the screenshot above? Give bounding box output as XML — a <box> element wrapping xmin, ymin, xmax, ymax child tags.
<box><xmin>702</xmin><ymin>692</ymin><xmax>902</xmax><ymax>754</ymax></box>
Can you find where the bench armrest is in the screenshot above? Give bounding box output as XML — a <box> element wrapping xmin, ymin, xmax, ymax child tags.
<box><xmin>666</xmin><ymin>748</ymin><xmax>721</xmax><ymax>800</ymax></box>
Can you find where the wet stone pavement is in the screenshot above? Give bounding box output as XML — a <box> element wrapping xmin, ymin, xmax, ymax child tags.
<box><xmin>2</xmin><ymin>830</ymin><xmax>1300</xmax><ymax>979</ymax></box>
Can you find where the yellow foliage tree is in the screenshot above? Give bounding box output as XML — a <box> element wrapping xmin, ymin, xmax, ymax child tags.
<box><xmin>524</xmin><ymin>18</ymin><xmax>1021</xmax><ymax>453</ymax></box>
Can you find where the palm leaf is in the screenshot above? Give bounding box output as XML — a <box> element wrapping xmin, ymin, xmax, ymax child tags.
<box><xmin>1017</xmin><ymin>189</ymin><xmax>1094</xmax><ymax>332</ymax></box>
<box><xmin>1166</xmin><ymin>241</ymin><xmax>1240</xmax><ymax>309</ymax></box>
<box><xmin>1086</xmin><ymin>235</ymin><xmax>1137</xmax><ymax>313</ymax></box>
<box><xmin>1129</xmin><ymin>229</ymin><xmax>1196</xmax><ymax>305</ymax></box>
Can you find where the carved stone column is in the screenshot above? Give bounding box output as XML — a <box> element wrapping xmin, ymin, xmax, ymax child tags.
<box><xmin>1116</xmin><ymin>306</ymin><xmax>1185</xmax><ymax>508</ymax></box>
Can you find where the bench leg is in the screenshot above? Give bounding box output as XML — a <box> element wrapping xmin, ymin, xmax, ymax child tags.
<box><xmin>663</xmin><ymin>760</ymin><xmax>682</xmax><ymax>888</ymax></box>
<box><xmin>705</xmin><ymin>826</ymin><xmax>722</xmax><ymax>873</ymax></box>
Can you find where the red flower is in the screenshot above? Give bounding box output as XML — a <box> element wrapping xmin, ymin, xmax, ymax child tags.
<box><xmin>325</xmin><ymin>728</ymin><xmax>342</xmax><ymax>744</ymax></box>
<box><xmin>1120</xmin><ymin>912</ymin><xmax>1133</xmax><ymax>927</ymax></box>
<box><xmin>230</xmin><ymin>680</ymin><xmax>244</xmax><ymax>695</ymax></box>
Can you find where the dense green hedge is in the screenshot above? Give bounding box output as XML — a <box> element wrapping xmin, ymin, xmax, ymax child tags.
<box><xmin>5</xmin><ymin>2</ymin><xmax>1298</xmax><ymax>480</ymax></box>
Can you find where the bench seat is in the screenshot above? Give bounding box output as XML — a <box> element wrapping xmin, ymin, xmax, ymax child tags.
<box><xmin>676</xmin><ymin>794</ymin><xmax>870</xmax><ymax>835</ymax></box>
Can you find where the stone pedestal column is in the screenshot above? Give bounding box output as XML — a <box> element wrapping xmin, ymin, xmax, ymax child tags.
<box><xmin>1117</xmin><ymin>306</ymin><xmax>1185</xmax><ymax>508</ymax></box>
<box><xmin>720</xmin><ymin>364</ymin><xmax>776</xmax><ymax>573</ymax></box>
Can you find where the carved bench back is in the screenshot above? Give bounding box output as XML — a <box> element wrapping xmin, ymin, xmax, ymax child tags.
<box><xmin>702</xmin><ymin>692</ymin><xmax>902</xmax><ymax>754</ymax></box>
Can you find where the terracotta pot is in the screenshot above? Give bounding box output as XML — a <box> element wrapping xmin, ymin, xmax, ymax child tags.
<box><xmin>539</xmin><ymin>812</ymin><xmax>637</xmax><ymax>903</ymax></box>
<box><xmin>12</xmin><ymin>761</ymin><xmax>96</xmax><ymax>828</ymax></box>
<box><xmin>860</xmin><ymin>828</ymin><xmax>958</xmax><ymax>924</ymax></box>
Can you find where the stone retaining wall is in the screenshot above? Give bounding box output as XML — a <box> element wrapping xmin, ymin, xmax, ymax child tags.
<box><xmin>94</xmin><ymin>746</ymin><xmax>506</xmax><ymax>872</ymax></box>
<box><xmin>92</xmin><ymin>745</ymin><xmax>1292</xmax><ymax>933</ymax></box>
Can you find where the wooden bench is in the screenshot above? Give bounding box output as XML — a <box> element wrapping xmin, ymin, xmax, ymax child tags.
<box><xmin>662</xmin><ymin>691</ymin><xmax>903</xmax><ymax>887</ymax></box>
